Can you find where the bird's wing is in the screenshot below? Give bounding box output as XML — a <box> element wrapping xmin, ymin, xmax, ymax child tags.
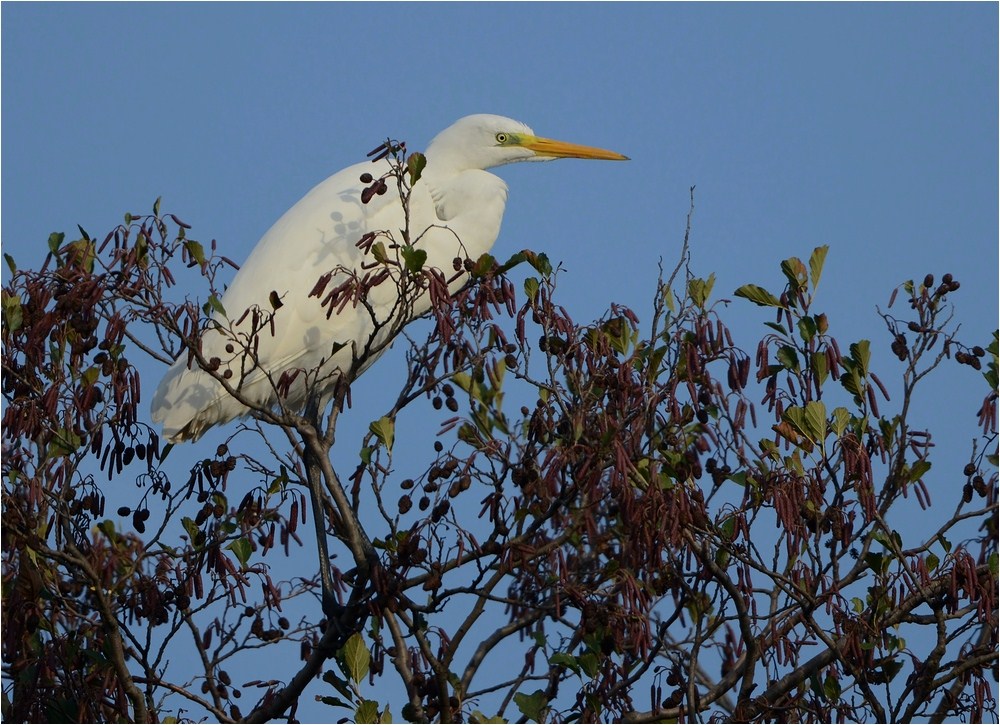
<box><xmin>151</xmin><ymin>158</ymin><xmax>405</xmax><ymax>438</ymax></box>
<box><xmin>151</xmin><ymin>161</ymin><xmax>511</xmax><ymax>442</ymax></box>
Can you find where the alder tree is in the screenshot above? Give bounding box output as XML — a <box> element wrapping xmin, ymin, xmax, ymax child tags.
<box><xmin>2</xmin><ymin>146</ymin><xmax>997</xmax><ymax>723</ymax></box>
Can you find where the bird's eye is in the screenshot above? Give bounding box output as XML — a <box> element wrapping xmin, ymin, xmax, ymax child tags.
<box><xmin>495</xmin><ymin>133</ymin><xmax>508</xmax><ymax>144</ymax></box>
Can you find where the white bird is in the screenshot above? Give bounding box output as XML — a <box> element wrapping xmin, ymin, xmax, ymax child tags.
<box><xmin>151</xmin><ymin>114</ymin><xmax>627</xmax><ymax>442</ymax></box>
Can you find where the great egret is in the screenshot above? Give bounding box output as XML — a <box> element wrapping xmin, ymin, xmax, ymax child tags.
<box><xmin>151</xmin><ymin>114</ymin><xmax>627</xmax><ymax>442</ymax></box>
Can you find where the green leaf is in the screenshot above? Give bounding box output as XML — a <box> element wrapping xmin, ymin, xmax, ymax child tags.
<box><xmin>203</xmin><ymin>294</ymin><xmax>227</xmax><ymax>318</ymax></box>
<box><xmin>135</xmin><ymin>232</ymin><xmax>149</xmax><ymax>262</ymax></box>
<box><xmin>524</xmin><ymin>276</ymin><xmax>539</xmax><ymax>301</ymax></box>
<box><xmin>48</xmin><ymin>232</ymin><xmax>66</xmax><ymax>255</ymax></box>
<box><xmin>406</xmin><ymin>152</ymin><xmax>427</xmax><ymax>185</ymax></box>
<box><xmin>342</xmin><ymin>633</ymin><xmax>370</xmax><ymax>684</ymax></box>
<box><xmin>984</xmin><ymin>330</ymin><xmax>998</xmax><ymax>390</ymax></box>
<box><xmin>864</xmin><ymin>552</ymin><xmax>887</xmax><ymax>575</ymax></box>
<box><xmin>181</xmin><ymin>516</ymin><xmax>200</xmax><ymax>542</ymax></box>
<box><xmin>513</xmin><ymin>690</ymin><xmax>548</xmax><ymax>723</ymax></box>
<box><xmin>371</xmin><ymin>241</ymin><xmax>388</xmax><ymax>264</ymax></box>
<box><xmin>153</xmin><ymin>196</ymin><xmax>162</xmax><ymax>216</ymax></box>
<box><xmin>269</xmin><ymin>290</ymin><xmax>284</xmax><ymax>310</ymax></box>
<box><xmin>831</xmin><ymin>407</ymin><xmax>851</xmax><ymax>437</ymax></box>
<box><xmin>498</xmin><ymin>250</ymin><xmax>526</xmax><ymax>271</ymax></box>
<box><xmin>318</xmin><ymin>696</ymin><xmax>352</xmax><ymax>709</ymax></box>
<box><xmin>322</xmin><ymin>668</ymin><xmax>356</xmax><ymax>701</ymax></box>
<box><xmin>226</xmin><ymin>537</ymin><xmax>252</xmax><ymax>567</ymax></box>
<box><xmin>715</xmin><ymin>547</ymin><xmax>731</xmax><ymax>568</ymax></box>
<box><xmin>662</xmin><ymin>284</ymin><xmax>676</xmax><ymax>313</ymax></box>
<box><xmin>809</xmin><ymin>245</ymin><xmax>829</xmax><ymax>290</ymax></box>
<box><xmin>369</xmin><ymin>416</ymin><xmax>395</xmax><ymax>452</ymax></box>
<box><xmin>925</xmin><ymin>552</ymin><xmax>940</xmax><ymax>572</ymax></box>
<box><xmin>47</xmin><ymin>428</ymin><xmax>82</xmax><ymax>457</ymax></box>
<box><xmin>734</xmin><ymin>283</ymin><xmax>784</xmax><ymax>308</ymax></box>
<box><xmin>809</xmin><ymin>673</ymin><xmax>824</xmax><ymax>700</ymax></box>
<box><xmin>776</xmin><ymin>345</ymin><xmax>800</xmax><ymax>372</ymax></box>
<box><xmin>354</xmin><ymin>699</ymin><xmax>379</xmax><ymax>724</ymax></box>
<box><xmin>810</xmin><ymin>352</ymin><xmax>830</xmax><ymax>385</ymax></box>
<box><xmin>3</xmin><ymin>253</ymin><xmax>16</xmax><ymax>275</ymax></box>
<box><xmin>803</xmin><ymin>401</ymin><xmax>827</xmax><ymax>443</ymax></box>
<box><xmin>849</xmin><ymin>340</ymin><xmax>871</xmax><ymax>374</ymax></box>
<box><xmin>908</xmin><ymin>460</ymin><xmax>931</xmax><ymax>483</ymax></box>
<box><xmin>524</xmin><ymin>250</ymin><xmax>552</xmax><ymax>277</ymax></box>
<box><xmin>457</xmin><ymin>422</ymin><xmax>485</xmax><ymax>449</ymax></box>
<box><xmin>870</xmin><ymin>657</ymin><xmax>904</xmax><ymax>684</ymax></box>
<box><xmin>267</xmin><ymin>466</ymin><xmax>290</xmax><ymax>494</ymax></box>
<box><xmin>81</xmin><ymin>366</ymin><xmax>100</xmax><ymax>386</ymax></box>
<box><xmin>823</xmin><ymin>673</ymin><xmax>841</xmax><ymax>701</ymax></box>
<box><xmin>549</xmin><ymin>652</ymin><xmax>582</xmax><ymax>676</ymax></box>
<box><xmin>780</xmin><ymin>256</ymin><xmax>808</xmax><ymax>292</ymax></box>
<box><xmin>797</xmin><ymin>316</ymin><xmax>817</xmax><ymax>343</ymax></box>
<box><xmin>95</xmin><ymin>520</ymin><xmax>117</xmax><ymax>542</ymax></box>
<box><xmin>471</xmin><ymin>253</ymin><xmax>497</xmax><ymax>277</ymax></box>
<box><xmin>782</xmin><ymin>407</ymin><xmax>810</xmax><ymax>441</ymax></box>
<box><xmin>63</xmin><ymin>239</ymin><xmax>96</xmax><ymax>273</ymax></box>
<box><xmin>841</xmin><ymin>370</ymin><xmax>865</xmax><ymax>402</ymax></box>
<box><xmin>687</xmin><ymin>274</ymin><xmax>715</xmax><ymax>308</ymax></box>
<box><xmin>718</xmin><ymin>514</ymin><xmax>737</xmax><ymax>540</ymax></box>
<box><xmin>469</xmin><ymin>710</ymin><xmax>508</xmax><ymax>724</ymax></box>
<box><xmin>184</xmin><ymin>239</ymin><xmax>206</xmax><ymax>267</ymax></box>
<box><xmin>401</xmin><ymin>245</ymin><xmax>427</xmax><ymax>274</ymax></box>
<box><xmin>811</xmin><ymin>350</ymin><xmax>829</xmax><ymax>384</ymax></box>
<box><xmin>578</xmin><ymin>650</ymin><xmax>599</xmax><ymax>677</ymax></box>
<box><xmin>2</xmin><ymin>293</ymin><xmax>23</xmax><ymax>333</ymax></box>
<box><xmin>764</xmin><ymin>321</ymin><xmax>788</xmax><ymax>335</ymax></box>
<box><xmin>451</xmin><ymin>371</ymin><xmax>473</xmax><ymax>394</ymax></box>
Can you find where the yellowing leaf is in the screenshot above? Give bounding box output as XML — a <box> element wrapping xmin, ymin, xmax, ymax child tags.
<box><xmin>688</xmin><ymin>274</ymin><xmax>715</xmax><ymax>308</ymax></box>
<box><xmin>809</xmin><ymin>245</ymin><xmax>829</xmax><ymax>290</ymax></box>
<box><xmin>803</xmin><ymin>401</ymin><xmax>827</xmax><ymax>442</ymax></box>
<box><xmin>781</xmin><ymin>256</ymin><xmax>808</xmax><ymax>292</ymax></box>
<box><xmin>342</xmin><ymin>632</ymin><xmax>370</xmax><ymax>684</ymax></box>
<box><xmin>406</xmin><ymin>152</ymin><xmax>427</xmax><ymax>185</ymax></box>
<box><xmin>369</xmin><ymin>416</ymin><xmax>395</xmax><ymax>452</ymax></box>
<box><xmin>734</xmin><ymin>283</ymin><xmax>784</xmax><ymax>308</ymax></box>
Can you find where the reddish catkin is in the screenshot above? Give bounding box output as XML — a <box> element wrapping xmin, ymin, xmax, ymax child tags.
<box><xmin>826</xmin><ymin>347</ymin><xmax>840</xmax><ymax>380</ymax></box>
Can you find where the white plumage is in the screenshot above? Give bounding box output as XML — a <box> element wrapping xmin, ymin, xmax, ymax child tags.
<box><xmin>150</xmin><ymin>114</ymin><xmax>627</xmax><ymax>442</ymax></box>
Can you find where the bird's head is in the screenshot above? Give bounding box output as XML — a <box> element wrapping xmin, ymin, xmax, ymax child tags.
<box><xmin>426</xmin><ymin>114</ymin><xmax>628</xmax><ymax>172</ymax></box>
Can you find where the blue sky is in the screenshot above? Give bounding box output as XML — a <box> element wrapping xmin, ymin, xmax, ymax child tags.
<box><xmin>3</xmin><ymin>2</ymin><xmax>997</xmax><ymax>721</ymax></box>
<box><xmin>4</xmin><ymin>4</ymin><xmax>996</xmax><ymax>327</ymax></box>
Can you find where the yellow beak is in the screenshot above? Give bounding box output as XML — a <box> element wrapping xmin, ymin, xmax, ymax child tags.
<box><xmin>522</xmin><ymin>135</ymin><xmax>629</xmax><ymax>161</ymax></box>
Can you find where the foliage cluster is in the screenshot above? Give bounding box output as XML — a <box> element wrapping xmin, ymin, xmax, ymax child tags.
<box><xmin>2</xmin><ymin>154</ymin><xmax>997</xmax><ymax>723</ymax></box>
